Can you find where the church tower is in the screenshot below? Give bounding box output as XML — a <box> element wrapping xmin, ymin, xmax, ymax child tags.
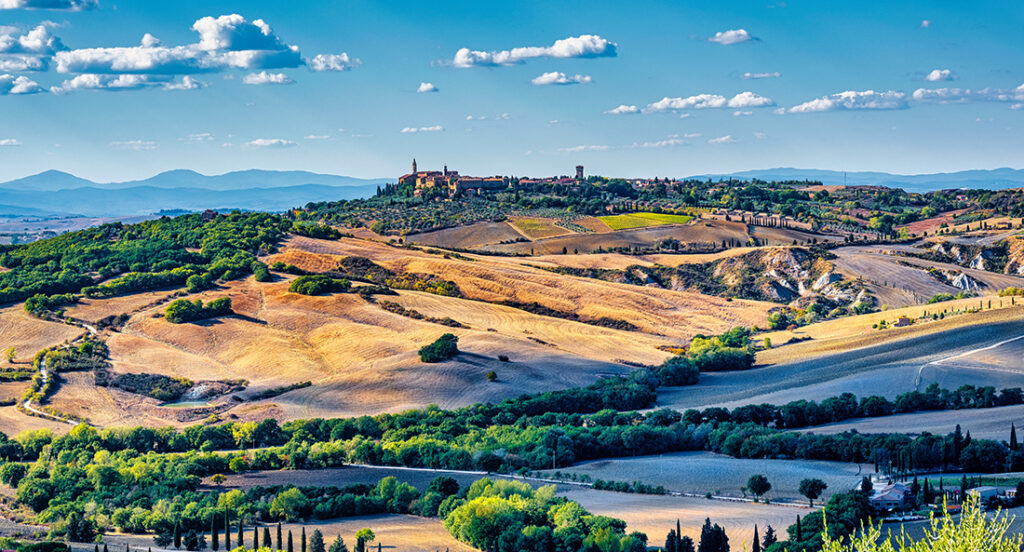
<box><xmin>412</xmin><ymin>158</ymin><xmax>417</xmax><ymax>174</ymax></box>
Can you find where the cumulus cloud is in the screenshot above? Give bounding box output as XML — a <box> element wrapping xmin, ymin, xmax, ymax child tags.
<box><xmin>55</xmin><ymin>14</ymin><xmax>303</xmax><ymax>75</ymax></box>
<box><xmin>0</xmin><ymin>24</ymin><xmax>66</xmax><ymax>71</ymax></box>
<box><xmin>246</xmin><ymin>138</ymin><xmax>295</xmax><ymax>148</ymax></box>
<box><xmin>709</xmin><ymin>29</ymin><xmax>752</xmax><ymax>45</ymax></box>
<box><xmin>920</xmin><ymin>19</ymin><xmax>931</xmax><ymax>28</ymax></box>
<box><xmin>740</xmin><ymin>71</ymin><xmax>780</xmax><ymax>79</ymax></box>
<box><xmin>628</xmin><ymin>138</ymin><xmax>688</xmax><ymax>149</ymax></box>
<box><xmin>307</xmin><ymin>52</ymin><xmax>357</xmax><ymax>71</ymax></box>
<box><xmin>182</xmin><ymin>133</ymin><xmax>213</xmax><ymax>141</ymax></box>
<box><xmin>51</xmin><ymin>73</ymin><xmax>203</xmax><ymax>93</ymax></box>
<box><xmin>604</xmin><ymin>104</ymin><xmax>639</xmax><ymax>115</ymax></box>
<box><xmin>924</xmin><ymin>69</ymin><xmax>955</xmax><ymax>81</ymax></box>
<box><xmin>733</xmin><ymin>110</ymin><xmax>752</xmax><ymax>116</ymax></box>
<box><xmin>708</xmin><ymin>135</ymin><xmax>735</xmax><ymax>144</ymax></box>
<box><xmin>243</xmin><ymin>71</ymin><xmax>293</xmax><ymax>84</ymax></box>
<box><xmin>0</xmin><ymin>138</ymin><xmax>20</xmax><ymax>146</ymax></box>
<box><xmin>645</xmin><ymin>91</ymin><xmax>773</xmax><ymax>112</ymax></box>
<box><xmin>452</xmin><ymin>34</ymin><xmax>616</xmax><ymax>67</ymax></box>
<box><xmin>303</xmin><ymin>135</ymin><xmax>330</xmax><ymax>140</ymax></box>
<box><xmin>400</xmin><ymin>125</ymin><xmax>443</xmax><ymax>133</ymax></box>
<box><xmin>531</xmin><ymin>71</ymin><xmax>591</xmax><ymax>85</ymax></box>
<box><xmin>912</xmin><ymin>83</ymin><xmax>1024</xmax><ymax>104</ymax></box>
<box><xmin>0</xmin><ymin>73</ymin><xmax>42</xmax><ymax>94</ymax></box>
<box><xmin>417</xmin><ymin>81</ymin><xmax>437</xmax><ymax>93</ymax></box>
<box><xmin>109</xmin><ymin>140</ymin><xmax>156</xmax><ymax>150</ymax></box>
<box><xmin>788</xmin><ymin>89</ymin><xmax>907</xmax><ymax>113</ymax></box>
<box><xmin>0</xmin><ymin>0</ymin><xmax>97</xmax><ymax>10</ymax></box>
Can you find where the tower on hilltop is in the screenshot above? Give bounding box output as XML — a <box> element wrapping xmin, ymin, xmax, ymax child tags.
<box><xmin>412</xmin><ymin>158</ymin><xmax>417</xmax><ymax>173</ymax></box>
<box><xmin>576</xmin><ymin>165</ymin><xmax>584</xmax><ymax>180</ymax></box>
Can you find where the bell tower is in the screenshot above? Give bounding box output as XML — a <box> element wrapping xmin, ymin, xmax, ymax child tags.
<box><xmin>412</xmin><ymin>158</ymin><xmax>417</xmax><ymax>174</ymax></box>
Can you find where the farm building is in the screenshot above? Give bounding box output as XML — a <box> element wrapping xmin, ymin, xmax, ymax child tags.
<box><xmin>870</xmin><ymin>483</ymin><xmax>913</xmax><ymax>512</ymax></box>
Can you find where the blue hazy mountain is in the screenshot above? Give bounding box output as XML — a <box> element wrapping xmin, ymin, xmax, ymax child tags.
<box><xmin>0</xmin><ymin>169</ymin><xmax>390</xmax><ymax>216</ymax></box>
<box><xmin>688</xmin><ymin>167</ymin><xmax>1024</xmax><ymax>192</ymax></box>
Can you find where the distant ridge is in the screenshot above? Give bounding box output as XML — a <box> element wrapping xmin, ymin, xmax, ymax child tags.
<box><xmin>687</xmin><ymin>167</ymin><xmax>1024</xmax><ymax>192</ymax></box>
<box><xmin>0</xmin><ymin>169</ymin><xmax>391</xmax><ymax>217</ymax></box>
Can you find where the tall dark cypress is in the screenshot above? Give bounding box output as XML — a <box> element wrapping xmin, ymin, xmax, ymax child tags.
<box><xmin>224</xmin><ymin>513</ymin><xmax>231</xmax><ymax>550</ymax></box>
<box><xmin>212</xmin><ymin>515</ymin><xmax>220</xmax><ymax>551</ymax></box>
<box><xmin>94</xmin><ymin>545</ymin><xmax>99</xmax><ymax>552</ymax></box>
<box><xmin>752</xmin><ymin>525</ymin><xmax>760</xmax><ymax>552</ymax></box>
<box><xmin>254</xmin><ymin>526</ymin><xmax>260</xmax><ymax>549</ymax></box>
<box><xmin>796</xmin><ymin>515</ymin><xmax>802</xmax><ymax>542</ymax></box>
<box><xmin>237</xmin><ymin>520</ymin><xmax>244</xmax><ymax>550</ymax></box>
<box><xmin>277</xmin><ymin>523</ymin><xmax>283</xmax><ymax>550</ymax></box>
<box><xmin>174</xmin><ymin>523</ymin><xmax>182</xmax><ymax>549</ymax></box>
<box><xmin>288</xmin><ymin>530</ymin><xmax>294</xmax><ymax>552</ymax></box>
<box><xmin>1012</xmin><ymin>423</ymin><xmax>1019</xmax><ymax>452</ymax></box>
<box><xmin>676</xmin><ymin>519</ymin><xmax>682</xmax><ymax>551</ymax></box>
<box><xmin>301</xmin><ymin>527</ymin><xmax>307</xmax><ymax>552</ymax></box>
<box><xmin>264</xmin><ymin>527</ymin><xmax>272</xmax><ymax>549</ymax></box>
<box><xmin>664</xmin><ymin>530</ymin><xmax>677</xmax><ymax>552</ymax></box>
<box><xmin>103</xmin><ymin>545</ymin><xmax>108</xmax><ymax>552</ymax></box>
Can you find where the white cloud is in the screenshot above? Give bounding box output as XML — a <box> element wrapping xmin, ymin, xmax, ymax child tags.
<box><xmin>604</xmin><ymin>104</ymin><xmax>639</xmax><ymax>115</ymax></box>
<box><xmin>452</xmin><ymin>34</ymin><xmax>616</xmax><ymax>67</ymax></box>
<box><xmin>0</xmin><ymin>73</ymin><xmax>42</xmax><ymax>94</ymax></box>
<box><xmin>708</xmin><ymin>135</ymin><xmax>735</xmax><ymax>144</ymax></box>
<box><xmin>912</xmin><ymin>83</ymin><xmax>1024</xmax><ymax>104</ymax></box>
<box><xmin>754</xmin><ymin>132</ymin><xmax>768</xmax><ymax>140</ymax></box>
<box><xmin>400</xmin><ymin>125</ymin><xmax>443</xmax><ymax>133</ymax></box>
<box><xmin>307</xmin><ymin>53</ymin><xmax>357</xmax><ymax>72</ymax></box>
<box><xmin>531</xmin><ymin>71</ymin><xmax>592</xmax><ymax>85</ymax></box>
<box><xmin>0</xmin><ymin>24</ymin><xmax>66</xmax><ymax>71</ymax></box>
<box><xmin>304</xmin><ymin>135</ymin><xmax>330</xmax><ymax>140</ymax></box>
<box><xmin>243</xmin><ymin>71</ymin><xmax>293</xmax><ymax>84</ymax></box>
<box><xmin>0</xmin><ymin>0</ymin><xmax>97</xmax><ymax>10</ymax></box>
<box><xmin>109</xmin><ymin>140</ymin><xmax>156</xmax><ymax>150</ymax></box>
<box><xmin>733</xmin><ymin>110</ymin><xmax>752</xmax><ymax>116</ymax></box>
<box><xmin>708</xmin><ymin>29</ymin><xmax>752</xmax><ymax>45</ymax></box>
<box><xmin>182</xmin><ymin>133</ymin><xmax>213</xmax><ymax>141</ymax></box>
<box><xmin>788</xmin><ymin>89</ymin><xmax>907</xmax><ymax>113</ymax></box>
<box><xmin>645</xmin><ymin>91</ymin><xmax>772</xmax><ymax>112</ymax></box>
<box><xmin>0</xmin><ymin>138</ymin><xmax>20</xmax><ymax>146</ymax></box>
<box><xmin>245</xmin><ymin>138</ymin><xmax>296</xmax><ymax>148</ymax></box>
<box><xmin>920</xmin><ymin>19</ymin><xmax>931</xmax><ymax>28</ymax></box>
<box><xmin>740</xmin><ymin>71</ymin><xmax>780</xmax><ymax>79</ymax></box>
<box><xmin>51</xmin><ymin>73</ymin><xmax>203</xmax><ymax>93</ymax></box>
<box><xmin>629</xmin><ymin>138</ymin><xmax>688</xmax><ymax>149</ymax></box>
<box><xmin>925</xmin><ymin>69</ymin><xmax>954</xmax><ymax>82</ymax></box>
<box><xmin>417</xmin><ymin>81</ymin><xmax>437</xmax><ymax>93</ymax></box>
<box><xmin>54</xmin><ymin>14</ymin><xmax>302</xmax><ymax>75</ymax></box>
<box><xmin>558</xmin><ymin>144</ymin><xmax>612</xmax><ymax>152</ymax></box>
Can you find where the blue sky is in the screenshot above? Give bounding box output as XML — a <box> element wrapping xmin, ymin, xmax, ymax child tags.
<box><xmin>0</xmin><ymin>0</ymin><xmax>1023</xmax><ymax>182</ymax></box>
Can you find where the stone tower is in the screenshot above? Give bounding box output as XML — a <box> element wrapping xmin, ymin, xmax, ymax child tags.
<box><xmin>412</xmin><ymin>158</ymin><xmax>417</xmax><ymax>173</ymax></box>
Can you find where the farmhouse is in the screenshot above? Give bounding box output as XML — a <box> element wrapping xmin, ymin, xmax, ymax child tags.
<box><xmin>399</xmin><ymin>159</ymin><xmax>508</xmax><ymax>197</ymax></box>
<box><xmin>869</xmin><ymin>483</ymin><xmax>913</xmax><ymax>512</ymax></box>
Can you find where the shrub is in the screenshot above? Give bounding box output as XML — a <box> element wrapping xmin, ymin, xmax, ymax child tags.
<box><xmin>419</xmin><ymin>334</ymin><xmax>459</xmax><ymax>363</ymax></box>
<box><xmin>288</xmin><ymin>275</ymin><xmax>351</xmax><ymax>296</ymax></box>
<box><xmin>485</xmin><ymin>371</ymin><xmax>497</xmax><ymax>382</ymax></box>
<box><xmin>165</xmin><ymin>297</ymin><xmax>232</xmax><ymax>323</ymax></box>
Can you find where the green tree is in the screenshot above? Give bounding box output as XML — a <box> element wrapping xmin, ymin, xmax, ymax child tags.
<box><xmin>309</xmin><ymin>529</ymin><xmax>325</xmax><ymax>552</ymax></box>
<box><xmin>3</xmin><ymin>346</ymin><xmax>15</xmax><ymax>363</ymax></box>
<box><xmin>327</xmin><ymin>535</ymin><xmax>348</xmax><ymax>552</ymax></box>
<box><xmin>799</xmin><ymin>478</ymin><xmax>828</xmax><ymax>507</ymax></box>
<box><xmin>354</xmin><ymin>529</ymin><xmax>374</xmax><ymax>552</ymax></box>
<box><xmin>174</xmin><ymin>522</ymin><xmax>182</xmax><ymax>549</ymax></box>
<box><xmin>697</xmin><ymin>518</ymin><xmax>728</xmax><ymax>552</ymax></box>
<box><xmin>263</xmin><ymin>527</ymin><xmax>272</xmax><ymax>549</ymax></box>
<box><xmin>746</xmin><ymin>474</ymin><xmax>771</xmax><ymax>500</ymax></box>
<box><xmin>270</xmin><ymin>488</ymin><xmax>310</xmax><ymax>521</ymax></box>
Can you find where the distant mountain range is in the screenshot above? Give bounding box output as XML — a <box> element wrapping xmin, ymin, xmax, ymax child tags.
<box><xmin>3</xmin><ymin>167</ymin><xmax>1023</xmax><ymax>219</ymax></box>
<box><xmin>0</xmin><ymin>170</ymin><xmax>390</xmax><ymax>217</ymax></box>
<box><xmin>688</xmin><ymin>167</ymin><xmax>1024</xmax><ymax>192</ymax></box>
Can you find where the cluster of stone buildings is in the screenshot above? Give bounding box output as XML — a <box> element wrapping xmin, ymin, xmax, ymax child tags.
<box><xmin>399</xmin><ymin>159</ymin><xmax>509</xmax><ymax>197</ymax></box>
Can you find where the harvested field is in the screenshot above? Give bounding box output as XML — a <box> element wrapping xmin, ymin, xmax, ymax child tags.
<box><xmin>543</xmin><ymin>451</ymin><xmax>872</xmax><ymax>503</ymax></box>
<box><xmin>508</xmin><ymin>216</ymin><xmax>573</xmax><ymax>239</ymax></box>
<box><xmin>513</xmin><ymin>248</ymin><xmax>758</xmax><ymax>271</ymax></box>
<box><xmin>479</xmin><ymin>220</ymin><xmax>751</xmax><ymax>255</ymax></box>
<box><xmin>274</xmin><ymin>236</ymin><xmax>772</xmax><ymax>340</ymax></box>
<box><xmin>750</xmin><ymin>226</ymin><xmax>844</xmax><ymax>246</ymax></box>
<box><xmin>0</xmin><ymin>404</ymin><xmax>69</xmax><ymax>435</ymax></box>
<box><xmin>658</xmin><ymin>309</ymin><xmax>1024</xmax><ymax>411</ymax></box>
<box><xmin>70</xmin><ymin>515</ymin><xmax>470</xmax><ymax>552</ymax></box>
<box><xmin>0</xmin><ymin>305</ymin><xmax>84</xmax><ymax>369</ymax></box>
<box><xmin>208</xmin><ymin>466</ymin><xmax>499</xmax><ymax>493</ymax></box>
<box><xmin>797</xmin><ymin>404</ymin><xmax>1024</xmax><ymax>441</ymax></box>
<box><xmin>576</xmin><ymin>216</ymin><xmax>612</xmax><ymax>232</ymax></box>
<box><xmin>64</xmin><ymin>288</ymin><xmax>179</xmax><ymax>323</ymax></box>
<box><xmin>563</xmin><ymin>487</ymin><xmax>800</xmax><ymax>547</ymax></box>
<box><xmin>897</xmin><ymin>209</ymin><xmax>970</xmax><ymax>235</ymax></box>
<box><xmin>404</xmin><ymin>221</ymin><xmax>523</xmax><ymax>249</ymax></box>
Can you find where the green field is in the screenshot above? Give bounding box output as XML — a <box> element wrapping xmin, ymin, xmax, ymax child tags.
<box><xmin>598</xmin><ymin>212</ymin><xmax>694</xmax><ymax>230</ymax></box>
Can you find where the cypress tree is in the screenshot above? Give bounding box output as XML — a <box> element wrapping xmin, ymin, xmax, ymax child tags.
<box><xmin>288</xmin><ymin>530</ymin><xmax>294</xmax><ymax>552</ymax></box>
<box><xmin>224</xmin><ymin>513</ymin><xmax>231</xmax><ymax>550</ymax></box>
<box><xmin>264</xmin><ymin>527</ymin><xmax>272</xmax><ymax>549</ymax></box>
<box><xmin>277</xmin><ymin>523</ymin><xmax>283</xmax><ymax>550</ymax></box>
<box><xmin>301</xmin><ymin>527</ymin><xmax>307</xmax><ymax>552</ymax></box>
<box><xmin>174</xmin><ymin>523</ymin><xmax>182</xmax><ymax>549</ymax></box>
<box><xmin>309</xmin><ymin>530</ymin><xmax>325</xmax><ymax>552</ymax></box>
<box><xmin>238</xmin><ymin>520</ymin><xmax>244</xmax><ymax>550</ymax></box>
<box><xmin>664</xmin><ymin>530</ymin><xmax>677</xmax><ymax>552</ymax></box>
<box><xmin>752</xmin><ymin>525</ymin><xmax>760</xmax><ymax>552</ymax></box>
<box><xmin>795</xmin><ymin>515</ymin><xmax>802</xmax><ymax>542</ymax></box>
<box><xmin>1012</xmin><ymin>424</ymin><xmax>1019</xmax><ymax>452</ymax></box>
<box><xmin>676</xmin><ymin>519</ymin><xmax>681</xmax><ymax>550</ymax></box>
<box><xmin>212</xmin><ymin>516</ymin><xmax>220</xmax><ymax>551</ymax></box>
<box><xmin>254</xmin><ymin>526</ymin><xmax>259</xmax><ymax>549</ymax></box>
<box><xmin>679</xmin><ymin>536</ymin><xmax>695</xmax><ymax>552</ymax></box>
<box><xmin>94</xmin><ymin>546</ymin><xmax>99</xmax><ymax>552</ymax></box>
<box><xmin>762</xmin><ymin>525</ymin><xmax>777</xmax><ymax>548</ymax></box>
<box><xmin>126</xmin><ymin>543</ymin><xmax>130</xmax><ymax>552</ymax></box>
<box><xmin>103</xmin><ymin>545</ymin><xmax>108</xmax><ymax>552</ymax></box>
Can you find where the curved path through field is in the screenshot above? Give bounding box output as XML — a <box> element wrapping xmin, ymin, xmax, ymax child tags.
<box><xmin>658</xmin><ymin>317</ymin><xmax>1024</xmax><ymax>412</ymax></box>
